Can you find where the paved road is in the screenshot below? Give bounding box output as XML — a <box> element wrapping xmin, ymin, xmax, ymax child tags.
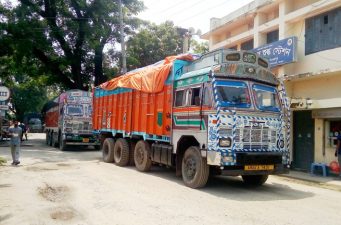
<box><xmin>1</xmin><ymin>133</ymin><xmax>341</xmax><ymax>225</ymax></box>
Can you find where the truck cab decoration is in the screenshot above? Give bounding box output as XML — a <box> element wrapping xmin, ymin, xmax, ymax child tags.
<box><xmin>43</xmin><ymin>89</ymin><xmax>99</xmax><ymax>150</ymax></box>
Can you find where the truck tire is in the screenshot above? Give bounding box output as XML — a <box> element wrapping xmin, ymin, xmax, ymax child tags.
<box><xmin>102</xmin><ymin>138</ymin><xmax>115</xmax><ymax>163</ymax></box>
<box><xmin>52</xmin><ymin>133</ymin><xmax>58</xmax><ymax>148</ymax></box>
<box><xmin>181</xmin><ymin>146</ymin><xmax>209</xmax><ymax>189</ymax></box>
<box><xmin>134</xmin><ymin>140</ymin><xmax>152</xmax><ymax>172</ymax></box>
<box><xmin>113</xmin><ymin>138</ymin><xmax>130</xmax><ymax>167</ymax></box>
<box><xmin>242</xmin><ymin>175</ymin><xmax>268</xmax><ymax>186</ymax></box>
<box><xmin>48</xmin><ymin>132</ymin><xmax>53</xmax><ymax>146</ymax></box>
<box><xmin>45</xmin><ymin>132</ymin><xmax>49</xmax><ymax>145</ymax></box>
<box><xmin>59</xmin><ymin>135</ymin><xmax>67</xmax><ymax>151</ymax></box>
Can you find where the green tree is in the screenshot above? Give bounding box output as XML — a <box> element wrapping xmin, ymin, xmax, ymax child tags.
<box><xmin>10</xmin><ymin>77</ymin><xmax>49</xmax><ymax>121</ymax></box>
<box><xmin>0</xmin><ymin>0</ymin><xmax>144</xmax><ymax>90</ymax></box>
<box><xmin>126</xmin><ymin>21</ymin><xmax>183</xmax><ymax>69</ymax></box>
<box><xmin>190</xmin><ymin>38</ymin><xmax>209</xmax><ymax>54</ymax></box>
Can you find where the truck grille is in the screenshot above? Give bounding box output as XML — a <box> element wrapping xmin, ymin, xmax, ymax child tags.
<box><xmin>66</xmin><ymin>121</ymin><xmax>92</xmax><ymax>134</ymax></box>
<box><xmin>242</xmin><ymin>128</ymin><xmax>269</xmax><ymax>143</ymax></box>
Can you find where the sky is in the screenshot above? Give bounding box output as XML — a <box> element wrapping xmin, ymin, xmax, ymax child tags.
<box><xmin>138</xmin><ymin>0</ymin><xmax>253</xmax><ymax>35</ymax></box>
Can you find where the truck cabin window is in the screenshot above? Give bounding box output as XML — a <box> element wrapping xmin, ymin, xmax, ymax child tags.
<box><xmin>252</xmin><ymin>84</ymin><xmax>280</xmax><ymax>112</ymax></box>
<box><xmin>190</xmin><ymin>87</ymin><xmax>201</xmax><ymax>106</ymax></box>
<box><xmin>66</xmin><ymin>104</ymin><xmax>83</xmax><ymax>116</ymax></box>
<box><xmin>175</xmin><ymin>90</ymin><xmax>185</xmax><ymax>107</ymax></box>
<box><xmin>203</xmin><ymin>87</ymin><xmax>211</xmax><ymax>106</ymax></box>
<box><xmin>87</xmin><ymin>105</ymin><xmax>92</xmax><ymax>117</ymax></box>
<box><xmin>216</xmin><ymin>81</ymin><xmax>251</xmax><ymax>108</ymax></box>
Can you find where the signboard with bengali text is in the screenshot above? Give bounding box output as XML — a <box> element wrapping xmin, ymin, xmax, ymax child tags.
<box><xmin>253</xmin><ymin>36</ymin><xmax>297</xmax><ymax>68</ymax></box>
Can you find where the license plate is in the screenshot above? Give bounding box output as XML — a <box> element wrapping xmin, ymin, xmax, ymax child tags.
<box><xmin>244</xmin><ymin>165</ymin><xmax>274</xmax><ymax>171</ymax></box>
<box><xmin>83</xmin><ymin>138</ymin><xmax>89</xmax><ymax>143</ymax></box>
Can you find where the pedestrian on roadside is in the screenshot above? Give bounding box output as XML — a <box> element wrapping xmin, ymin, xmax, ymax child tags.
<box><xmin>8</xmin><ymin>121</ymin><xmax>22</xmax><ymax>166</ymax></box>
<box><xmin>335</xmin><ymin>133</ymin><xmax>341</xmax><ymax>178</ymax></box>
<box><xmin>19</xmin><ymin>122</ymin><xmax>28</xmax><ymax>141</ymax></box>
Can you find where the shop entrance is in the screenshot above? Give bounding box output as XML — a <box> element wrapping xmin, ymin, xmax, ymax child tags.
<box><xmin>293</xmin><ymin>110</ymin><xmax>314</xmax><ymax>171</ymax></box>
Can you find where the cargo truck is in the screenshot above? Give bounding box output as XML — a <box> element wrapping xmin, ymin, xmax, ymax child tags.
<box><xmin>93</xmin><ymin>50</ymin><xmax>291</xmax><ymax>188</ymax></box>
<box><xmin>43</xmin><ymin>89</ymin><xmax>100</xmax><ymax>150</ymax></box>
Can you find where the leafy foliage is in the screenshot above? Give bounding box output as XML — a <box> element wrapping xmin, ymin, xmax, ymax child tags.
<box><xmin>10</xmin><ymin>76</ymin><xmax>49</xmax><ymax>121</ymax></box>
<box><xmin>126</xmin><ymin>21</ymin><xmax>183</xmax><ymax>69</ymax></box>
<box><xmin>0</xmin><ymin>0</ymin><xmax>144</xmax><ymax>90</ymax></box>
<box><xmin>190</xmin><ymin>39</ymin><xmax>209</xmax><ymax>54</ymax></box>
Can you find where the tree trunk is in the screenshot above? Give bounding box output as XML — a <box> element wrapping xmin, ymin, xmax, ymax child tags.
<box><xmin>94</xmin><ymin>45</ymin><xmax>107</xmax><ymax>86</ymax></box>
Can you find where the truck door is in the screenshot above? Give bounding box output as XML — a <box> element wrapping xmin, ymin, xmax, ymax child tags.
<box><xmin>173</xmin><ymin>88</ymin><xmax>188</xmax><ymax>130</ymax></box>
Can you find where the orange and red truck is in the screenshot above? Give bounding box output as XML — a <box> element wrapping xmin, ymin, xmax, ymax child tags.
<box><xmin>43</xmin><ymin>89</ymin><xmax>100</xmax><ymax>150</ymax></box>
<box><xmin>93</xmin><ymin>49</ymin><xmax>291</xmax><ymax>188</ymax></box>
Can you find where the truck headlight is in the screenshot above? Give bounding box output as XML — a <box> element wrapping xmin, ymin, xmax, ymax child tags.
<box><xmin>65</xmin><ymin>128</ymin><xmax>72</xmax><ymax>133</ymax></box>
<box><xmin>277</xmin><ymin>140</ymin><xmax>284</xmax><ymax>149</ymax></box>
<box><xmin>219</xmin><ymin>138</ymin><xmax>232</xmax><ymax>147</ymax></box>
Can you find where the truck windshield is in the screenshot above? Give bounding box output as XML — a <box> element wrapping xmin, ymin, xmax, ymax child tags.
<box><xmin>216</xmin><ymin>80</ymin><xmax>251</xmax><ymax>108</ymax></box>
<box><xmin>66</xmin><ymin>104</ymin><xmax>83</xmax><ymax>116</ymax></box>
<box><xmin>252</xmin><ymin>84</ymin><xmax>280</xmax><ymax>112</ymax></box>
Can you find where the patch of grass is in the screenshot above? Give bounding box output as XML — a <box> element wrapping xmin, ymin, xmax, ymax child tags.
<box><xmin>0</xmin><ymin>157</ymin><xmax>7</xmax><ymax>165</ymax></box>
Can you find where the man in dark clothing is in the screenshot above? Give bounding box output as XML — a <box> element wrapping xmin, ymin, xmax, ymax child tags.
<box><xmin>19</xmin><ymin>122</ymin><xmax>27</xmax><ymax>141</ymax></box>
<box><xmin>335</xmin><ymin>134</ymin><xmax>341</xmax><ymax>177</ymax></box>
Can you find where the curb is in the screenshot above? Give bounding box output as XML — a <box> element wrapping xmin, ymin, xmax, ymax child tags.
<box><xmin>277</xmin><ymin>174</ymin><xmax>341</xmax><ymax>192</ymax></box>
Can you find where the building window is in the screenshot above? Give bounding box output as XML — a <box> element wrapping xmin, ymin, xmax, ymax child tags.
<box><xmin>241</xmin><ymin>39</ymin><xmax>254</xmax><ymax>50</ymax></box>
<box><xmin>305</xmin><ymin>7</ymin><xmax>341</xmax><ymax>55</ymax></box>
<box><xmin>266</xmin><ymin>30</ymin><xmax>279</xmax><ymax>44</ymax></box>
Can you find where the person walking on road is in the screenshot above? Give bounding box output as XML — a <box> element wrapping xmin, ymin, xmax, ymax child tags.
<box><xmin>9</xmin><ymin>121</ymin><xmax>22</xmax><ymax>166</ymax></box>
<box><xmin>335</xmin><ymin>134</ymin><xmax>341</xmax><ymax>178</ymax></box>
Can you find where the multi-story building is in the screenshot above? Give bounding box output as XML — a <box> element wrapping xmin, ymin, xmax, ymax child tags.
<box><xmin>202</xmin><ymin>0</ymin><xmax>341</xmax><ymax>171</ymax></box>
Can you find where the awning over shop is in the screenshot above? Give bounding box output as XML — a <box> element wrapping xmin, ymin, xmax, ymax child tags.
<box><xmin>312</xmin><ymin>108</ymin><xmax>341</xmax><ymax>119</ymax></box>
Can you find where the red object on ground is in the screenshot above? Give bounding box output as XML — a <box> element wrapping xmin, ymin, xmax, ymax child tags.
<box><xmin>329</xmin><ymin>161</ymin><xmax>340</xmax><ymax>173</ymax></box>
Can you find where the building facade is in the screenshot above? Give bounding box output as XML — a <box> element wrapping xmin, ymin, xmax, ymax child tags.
<box><xmin>202</xmin><ymin>0</ymin><xmax>341</xmax><ymax>171</ymax></box>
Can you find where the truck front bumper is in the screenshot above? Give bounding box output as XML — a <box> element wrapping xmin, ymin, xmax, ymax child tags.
<box><xmin>220</xmin><ymin>164</ymin><xmax>290</xmax><ymax>176</ymax></box>
<box><xmin>64</xmin><ymin>133</ymin><xmax>100</xmax><ymax>145</ymax></box>
<box><xmin>209</xmin><ymin>151</ymin><xmax>290</xmax><ymax>176</ymax></box>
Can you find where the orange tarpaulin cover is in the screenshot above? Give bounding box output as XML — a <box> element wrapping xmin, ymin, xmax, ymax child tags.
<box><xmin>99</xmin><ymin>54</ymin><xmax>194</xmax><ymax>93</ymax></box>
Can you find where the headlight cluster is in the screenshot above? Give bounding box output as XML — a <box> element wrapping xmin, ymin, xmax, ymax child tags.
<box><xmin>277</xmin><ymin>139</ymin><xmax>285</xmax><ymax>149</ymax></box>
<box><xmin>219</xmin><ymin>137</ymin><xmax>232</xmax><ymax>147</ymax></box>
<box><xmin>65</xmin><ymin>128</ymin><xmax>72</xmax><ymax>133</ymax></box>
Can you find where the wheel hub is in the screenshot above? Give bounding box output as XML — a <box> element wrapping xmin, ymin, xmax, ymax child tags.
<box><xmin>185</xmin><ymin>157</ymin><xmax>196</xmax><ymax>179</ymax></box>
<box><xmin>136</xmin><ymin>147</ymin><xmax>144</xmax><ymax>164</ymax></box>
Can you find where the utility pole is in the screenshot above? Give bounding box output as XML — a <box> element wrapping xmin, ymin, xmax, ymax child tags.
<box><xmin>119</xmin><ymin>0</ymin><xmax>127</xmax><ymax>74</ymax></box>
<box><xmin>183</xmin><ymin>31</ymin><xmax>191</xmax><ymax>53</ymax></box>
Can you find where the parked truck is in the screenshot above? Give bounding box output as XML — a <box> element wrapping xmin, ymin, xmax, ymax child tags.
<box><xmin>93</xmin><ymin>49</ymin><xmax>291</xmax><ymax>188</ymax></box>
<box><xmin>43</xmin><ymin>89</ymin><xmax>100</xmax><ymax>150</ymax></box>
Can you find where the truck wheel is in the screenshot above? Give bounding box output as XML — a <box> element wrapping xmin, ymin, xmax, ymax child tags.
<box><xmin>242</xmin><ymin>175</ymin><xmax>268</xmax><ymax>186</ymax></box>
<box><xmin>59</xmin><ymin>135</ymin><xmax>67</xmax><ymax>151</ymax></box>
<box><xmin>182</xmin><ymin>146</ymin><xmax>209</xmax><ymax>189</ymax></box>
<box><xmin>102</xmin><ymin>138</ymin><xmax>115</xmax><ymax>163</ymax></box>
<box><xmin>52</xmin><ymin>134</ymin><xmax>58</xmax><ymax>148</ymax></box>
<box><xmin>45</xmin><ymin>132</ymin><xmax>49</xmax><ymax>145</ymax></box>
<box><xmin>48</xmin><ymin>132</ymin><xmax>53</xmax><ymax>146</ymax></box>
<box><xmin>113</xmin><ymin>138</ymin><xmax>130</xmax><ymax>167</ymax></box>
<box><xmin>134</xmin><ymin>140</ymin><xmax>152</xmax><ymax>172</ymax></box>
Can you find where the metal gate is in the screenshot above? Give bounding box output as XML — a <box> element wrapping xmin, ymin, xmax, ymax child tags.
<box><xmin>293</xmin><ymin>110</ymin><xmax>314</xmax><ymax>171</ymax></box>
